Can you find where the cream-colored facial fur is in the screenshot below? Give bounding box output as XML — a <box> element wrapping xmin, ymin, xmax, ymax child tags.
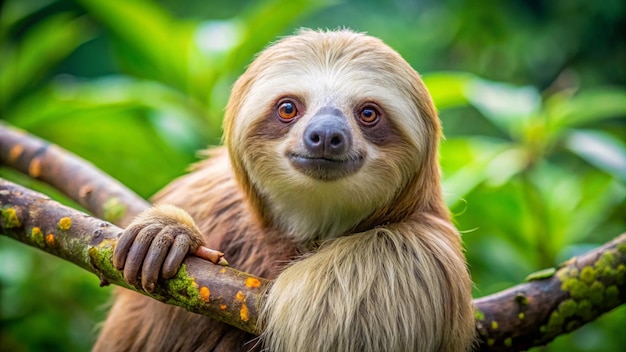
<box><xmin>225</xmin><ymin>30</ymin><xmax>437</xmax><ymax>242</ymax></box>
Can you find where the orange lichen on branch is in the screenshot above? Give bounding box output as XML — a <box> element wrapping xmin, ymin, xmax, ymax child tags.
<box><xmin>45</xmin><ymin>234</ymin><xmax>56</xmax><ymax>247</ymax></box>
<box><xmin>199</xmin><ymin>286</ymin><xmax>211</xmax><ymax>302</ymax></box>
<box><xmin>240</xmin><ymin>303</ymin><xmax>249</xmax><ymax>322</ymax></box>
<box><xmin>28</xmin><ymin>158</ymin><xmax>42</xmax><ymax>178</ymax></box>
<box><xmin>8</xmin><ymin>145</ymin><xmax>23</xmax><ymax>162</ymax></box>
<box><xmin>245</xmin><ymin>277</ymin><xmax>261</xmax><ymax>289</ymax></box>
<box><xmin>235</xmin><ymin>291</ymin><xmax>245</xmax><ymax>302</ymax></box>
<box><xmin>58</xmin><ymin>217</ymin><xmax>72</xmax><ymax>230</ymax></box>
<box><xmin>235</xmin><ymin>290</ymin><xmax>249</xmax><ymax>321</ymax></box>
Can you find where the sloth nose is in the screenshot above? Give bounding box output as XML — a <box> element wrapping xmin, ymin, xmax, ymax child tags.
<box><xmin>304</xmin><ymin>112</ymin><xmax>352</xmax><ymax>158</ymax></box>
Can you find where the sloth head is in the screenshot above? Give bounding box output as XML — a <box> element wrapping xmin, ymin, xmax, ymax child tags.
<box><xmin>224</xmin><ymin>29</ymin><xmax>446</xmax><ymax>242</ymax></box>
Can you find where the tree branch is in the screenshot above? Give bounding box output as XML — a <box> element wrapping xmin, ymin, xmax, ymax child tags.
<box><xmin>474</xmin><ymin>233</ymin><xmax>626</xmax><ymax>351</ymax></box>
<box><xmin>0</xmin><ymin>178</ymin><xmax>266</xmax><ymax>335</ymax></box>
<box><xmin>0</xmin><ymin>122</ymin><xmax>148</xmax><ymax>227</ymax></box>
<box><xmin>1</xmin><ymin>123</ymin><xmax>625</xmax><ymax>350</ymax></box>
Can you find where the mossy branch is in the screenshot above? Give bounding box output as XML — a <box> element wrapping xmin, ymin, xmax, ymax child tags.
<box><xmin>474</xmin><ymin>233</ymin><xmax>626</xmax><ymax>351</ymax></box>
<box><xmin>1</xmin><ymin>123</ymin><xmax>625</xmax><ymax>350</ymax></box>
<box><xmin>0</xmin><ymin>179</ymin><xmax>266</xmax><ymax>334</ymax></box>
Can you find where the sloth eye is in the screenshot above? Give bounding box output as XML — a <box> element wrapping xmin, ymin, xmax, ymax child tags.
<box><xmin>277</xmin><ymin>101</ymin><xmax>298</xmax><ymax>121</ymax></box>
<box><xmin>358</xmin><ymin>105</ymin><xmax>380</xmax><ymax>125</ymax></box>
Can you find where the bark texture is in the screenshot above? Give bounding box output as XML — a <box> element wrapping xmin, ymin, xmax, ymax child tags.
<box><xmin>0</xmin><ymin>178</ymin><xmax>266</xmax><ymax>334</ymax></box>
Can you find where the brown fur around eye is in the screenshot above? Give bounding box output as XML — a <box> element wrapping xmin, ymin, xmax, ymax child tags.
<box><xmin>356</xmin><ymin>107</ymin><xmax>404</xmax><ymax>146</ymax></box>
<box><xmin>249</xmin><ymin>98</ymin><xmax>305</xmax><ymax>141</ymax></box>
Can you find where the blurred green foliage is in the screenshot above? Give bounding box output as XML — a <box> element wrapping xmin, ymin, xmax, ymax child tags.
<box><xmin>1</xmin><ymin>0</ymin><xmax>625</xmax><ymax>351</ymax></box>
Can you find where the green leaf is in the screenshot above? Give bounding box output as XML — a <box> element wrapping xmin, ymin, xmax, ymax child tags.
<box><xmin>566</xmin><ymin>174</ymin><xmax>626</xmax><ymax>243</ymax></box>
<box><xmin>75</xmin><ymin>0</ymin><xmax>192</xmax><ymax>89</ymax></box>
<box><xmin>0</xmin><ymin>14</ymin><xmax>94</xmax><ymax>108</ymax></box>
<box><xmin>548</xmin><ymin>88</ymin><xmax>626</xmax><ymax>129</ymax></box>
<box><xmin>524</xmin><ymin>161</ymin><xmax>626</xmax><ymax>247</ymax></box>
<box><xmin>0</xmin><ymin>0</ymin><xmax>56</xmax><ymax>35</ymax></box>
<box><xmin>565</xmin><ymin>130</ymin><xmax>626</xmax><ymax>182</ymax></box>
<box><xmin>464</xmin><ymin>78</ymin><xmax>542</xmax><ymax>137</ymax></box>
<box><xmin>422</xmin><ymin>71</ymin><xmax>474</xmax><ymax>110</ymax></box>
<box><xmin>525</xmin><ymin>267</ymin><xmax>556</xmax><ymax>281</ymax></box>
<box><xmin>442</xmin><ymin>137</ymin><xmax>524</xmax><ymax>206</ymax></box>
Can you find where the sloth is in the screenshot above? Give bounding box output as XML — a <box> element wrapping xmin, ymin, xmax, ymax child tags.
<box><xmin>94</xmin><ymin>29</ymin><xmax>475</xmax><ymax>352</ymax></box>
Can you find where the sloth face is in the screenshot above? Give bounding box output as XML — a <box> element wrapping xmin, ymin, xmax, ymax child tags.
<box><xmin>282</xmin><ymin>104</ymin><xmax>365</xmax><ymax>182</ymax></box>
<box><xmin>225</xmin><ymin>30</ymin><xmax>439</xmax><ymax>240</ymax></box>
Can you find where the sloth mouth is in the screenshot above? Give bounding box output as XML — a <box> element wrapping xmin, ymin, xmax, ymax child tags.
<box><xmin>288</xmin><ymin>153</ymin><xmax>364</xmax><ymax>181</ymax></box>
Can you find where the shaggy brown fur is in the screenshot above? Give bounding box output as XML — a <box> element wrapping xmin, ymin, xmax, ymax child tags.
<box><xmin>94</xmin><ymin>29</ymin><xmax>475</xmax><ymax>352</ymax></box>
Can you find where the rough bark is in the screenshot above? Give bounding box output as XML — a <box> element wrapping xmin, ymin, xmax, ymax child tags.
<box><xmin>0</xmin><ymin>179</ymin><xmax>266</xmax><ymax>334</ymax></box>
<box><xmin>0</xmin><ymin>122</ymin><xmax>148</xmax><ymax>227</ymax></box>
<box><xmin>474</xmin><ymin>234</ymin><xmax>626</xmax><ymax>351</ymax></box>
<box><xmin>1</xmin><ymin>122</ymin><xmax>625</xmax><ymax>350</ymax></box>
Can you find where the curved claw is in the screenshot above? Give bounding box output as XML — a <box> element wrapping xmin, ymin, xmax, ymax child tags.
<box><xmin>162</xmin><ymin>235</ymin><xmax>191</xmax><ymax>279</ymax></box>
<box><xmin>123</xmin><ymin>224</ymin><xmax>162</xmax><ymax>285</ymax></box>
<box><xmin>113</xmin><ymin>224</ymin><xmax>142</xmax><ymax>270</ymax></box>
<box><xmin>141</xmin><ymin>228</ymin><xmax>175</xmax><ymax>292</ymax></box>
<box><xmin>194</xmin><ymin>246</ymin><xmax>228</xmax><ymax>266</ymax></box>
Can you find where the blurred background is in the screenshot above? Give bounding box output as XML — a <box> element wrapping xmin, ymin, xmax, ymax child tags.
<box><xmin>1</xmin><ymin>0</ymin><xmax>625</xmax><ymax>351</ymax></box>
